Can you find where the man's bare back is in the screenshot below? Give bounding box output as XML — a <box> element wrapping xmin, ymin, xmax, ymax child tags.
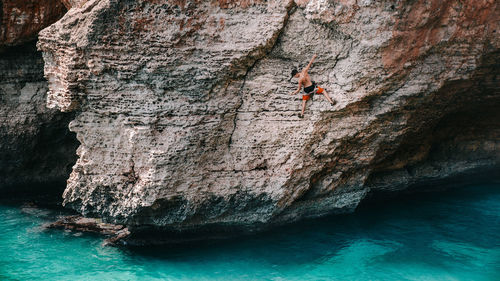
<box><xmin>299</xmin><ymin>71</ymin><xmax>313</xmax><ymax>89</ymax></box>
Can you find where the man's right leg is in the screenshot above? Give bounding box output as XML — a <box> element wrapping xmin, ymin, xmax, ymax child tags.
<box><xmin>300</xmin><ymin>99</ymin><xmax>307</xmax><ymax>118</ymax></box>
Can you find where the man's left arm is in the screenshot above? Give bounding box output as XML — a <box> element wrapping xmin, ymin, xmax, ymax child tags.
<box><xmin>290</xmin><ymin>82</ymin><xmax>302</xmax><ymax>95</ymax></box>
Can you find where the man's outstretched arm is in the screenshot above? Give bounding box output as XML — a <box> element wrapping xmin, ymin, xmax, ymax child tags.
<box><xmin>303</xmin><ymin>54</ymin><xmax>317</xmax><ymax>73</ymax></box>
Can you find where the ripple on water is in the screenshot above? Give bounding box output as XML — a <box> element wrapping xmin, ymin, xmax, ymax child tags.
<box><xmin>1</xmin><ymin>183</ymin><xmax>499</xmax><ymax>280</ymax></box>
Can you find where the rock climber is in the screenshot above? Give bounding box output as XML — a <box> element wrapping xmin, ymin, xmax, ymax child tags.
<box><xmin>290</xmin><ymin>54</ymin><xmax>335</xmax><ymax>118</ymax></box>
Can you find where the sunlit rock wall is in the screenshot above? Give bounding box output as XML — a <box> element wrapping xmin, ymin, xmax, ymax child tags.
<box><xmin>37</xmin><ymin>0</ymin><xmax>499</xmax><ymax>237</ymax></box>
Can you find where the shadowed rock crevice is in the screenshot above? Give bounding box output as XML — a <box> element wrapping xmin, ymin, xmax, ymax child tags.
<box><xmin>0</xmin><ymin>41</ymin><xmax>79</xmax><ymax>196</ymax></box>
<box><xmin>365</xmin><ymin>49</ymin><xmax>500</xmax><ymax>193</ymax></box>
<box><xmin>365</xmin><ymin>102</ymin><xmax>500</xmax><ymax>191</ymax></box>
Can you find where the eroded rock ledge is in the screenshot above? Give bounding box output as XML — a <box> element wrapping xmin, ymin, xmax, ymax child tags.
<box><xmin>37</xmin><ymin>0</ymin><xmax>499</xmax><ymax>242</ymax></box>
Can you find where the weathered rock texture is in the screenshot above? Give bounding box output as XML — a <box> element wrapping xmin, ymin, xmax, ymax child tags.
<box><xmin>0</xmin><ymin>41</ymin><xmax>79</xmax><ymax>194</ymax></box>
<box><xmin>38</xmin><ymin>0</ymin><xmax>499</xmax><ymax>240</ymax></box>
<box><xmin>0</xmin><ymin>0</ymin><xmax>67</xmax><ymax>49</ymax></box>
<box><xmin>0</xmin><ymin>1</ymin><xmax>78</xmax><ymax>195</ymax></box>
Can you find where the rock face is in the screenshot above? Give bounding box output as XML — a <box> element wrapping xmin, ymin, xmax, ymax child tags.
<box><xmin>0</xmin><ymin>0</ymin><xmax>67</xmax><ymax>49</ymax></box>
<box><xmin>0</xmin><ymin>2</ymin><xmax>76</xmax><ymax>194</ymax></box>
<box><xmin>0</xmin><ymin>41</ymin><xmax>78</xmax><ymax>194</ymax></box>
<box><xmin>37</xmin><ymin>0</ymin><xmax>499</xmax><ymax>240</ymax></box>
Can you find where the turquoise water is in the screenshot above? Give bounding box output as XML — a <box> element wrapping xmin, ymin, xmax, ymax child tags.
<box><xmin>1</xmin><ymin>184</ymin><xmax>499</xmax><ymax>280</ymax></box>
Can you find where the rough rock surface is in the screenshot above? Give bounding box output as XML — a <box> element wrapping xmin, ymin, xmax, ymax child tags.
<box><xmin>0</xmin><ymin>41</ymin><xmax>79</xmax><ymax>194</ymax></box>
<box><xmin>0</xmin><ymin>1</ymin><xmax>77</xmax><ymax>194</ymax></box>
<box><xmin>0</xmin><ymin>0</ymin><xmax>67</xmax><ymax>49</ymax></box>
<box><xmin>38</xmin><ymin>0</ymin><xmax>499</xmax><ymax>240</ymax></box>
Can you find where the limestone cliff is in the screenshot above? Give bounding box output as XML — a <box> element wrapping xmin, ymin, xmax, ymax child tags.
<box><xmin>37</xmin><ymin>0</ymin><xmax>499</xmax><ymax>241</ymax></box>
<box><xmin>0</xmin><ymin>2</ymin><xmax>77</xmax><ymax>194</ymax></box>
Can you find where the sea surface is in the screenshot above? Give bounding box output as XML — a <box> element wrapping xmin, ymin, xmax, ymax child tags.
<box><xmin>1</xmin><ymin>183</ymin><xmax>499</xmax><ymax>280</ymax></box>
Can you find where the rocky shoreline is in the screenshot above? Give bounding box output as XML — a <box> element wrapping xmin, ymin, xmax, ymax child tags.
<box><xmin>37</xmin><ymin>167</ymin><xmax>498</xmax><ymax>246</ymax></box>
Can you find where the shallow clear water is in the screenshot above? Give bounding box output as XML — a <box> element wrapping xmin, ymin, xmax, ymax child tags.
<box><xmin>1</xmin><ymin>183</ymin><xmax>499</xmax><ymax>280</ymax></box>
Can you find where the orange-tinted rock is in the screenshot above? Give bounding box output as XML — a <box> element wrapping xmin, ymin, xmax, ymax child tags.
<box><xmin>0</xmin><ymin>0</ymin><xmax>67</xmax><ymax>48</ymax></box>
<box><xmin>382</xmin><ymin>0</ymin><xmax>498</xmax><ymax>71</ymax></box>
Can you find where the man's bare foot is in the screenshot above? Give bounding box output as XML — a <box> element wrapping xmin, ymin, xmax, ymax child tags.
<box><xmin>298</xmin><ymin>113</ymin><xmax>304</xmax><ymax>118</ymax></box>
<box><xmin>331</xmin><ymin>100</ymin><xmax>337</xmax><ymax>106</ymax></box>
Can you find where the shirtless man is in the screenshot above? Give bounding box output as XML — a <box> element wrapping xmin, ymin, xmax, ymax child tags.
<box><xmin>290</xmin><ymin>54</ymin><xmax>335</xmax><ymax>118</ymax></box>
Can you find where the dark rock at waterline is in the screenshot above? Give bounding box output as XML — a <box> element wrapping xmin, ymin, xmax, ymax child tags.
<box><xmin>45</xmin><ymin>215</ymin><xmax>130</xmax><ymax>245</ymax></box>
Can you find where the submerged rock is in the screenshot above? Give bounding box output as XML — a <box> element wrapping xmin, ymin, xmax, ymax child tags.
<box><xmin>36</xmin><ymin>0</ymin><xmax>499</xmax><ymax>241</ymax></box>
<box><xmin>45</xmin><ymin>215</ymin><xmax>130</xmax><ymax>244</ymax></box>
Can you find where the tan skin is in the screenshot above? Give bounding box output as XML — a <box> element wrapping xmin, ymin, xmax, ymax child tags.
<box><xmin>290</xmin><ymin>54</ymin><xmax>335</xmax><ymax>117</ymax></box>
